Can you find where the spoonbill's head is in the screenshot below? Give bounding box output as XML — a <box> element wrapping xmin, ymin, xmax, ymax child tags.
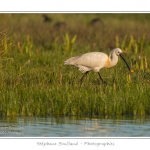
<box><xmin>114</xmin><ymin>48</ymin><xmax>123</xmax><ymax>56</ymax></box>
<box><xmin>114</xmin><ymin>48</ymin><xmax>134</xmax><ymax>73</ymax></box>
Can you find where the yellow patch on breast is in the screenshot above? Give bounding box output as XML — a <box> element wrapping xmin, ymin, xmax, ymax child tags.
<box><xmin>104</xmin><ymin>58</ymin><xmax>111</xmax><ymax>68</ymax></box>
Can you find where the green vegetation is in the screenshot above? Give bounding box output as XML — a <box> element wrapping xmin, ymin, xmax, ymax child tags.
<box><xmin>0</xmin><ymin>13</ymin><xmax>150</xmax><ymax>117</ymax></box>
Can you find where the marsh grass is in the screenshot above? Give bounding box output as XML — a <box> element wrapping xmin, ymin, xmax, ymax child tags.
<box><xmin>0</xmin><ymin>14</ymin><xmax>150</xmax><ymax>117</ymax></box>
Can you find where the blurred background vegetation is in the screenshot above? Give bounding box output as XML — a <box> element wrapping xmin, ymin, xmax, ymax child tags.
<box><xmin>1</xmin><ymin>13</ymin><xmax>150</xmax><ymax>51</ymax></box>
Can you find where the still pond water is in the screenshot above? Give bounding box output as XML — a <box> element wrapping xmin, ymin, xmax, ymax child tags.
<box><xmin>0</xmin><ymin>116</ymin><xmax>150</xmax><ymax>137</ymax></box>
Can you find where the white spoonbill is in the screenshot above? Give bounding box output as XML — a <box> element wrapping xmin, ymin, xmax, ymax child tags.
<box><xmin>64</xmin><ymin>48</ymin><xmax>134</xmax><ymax>83</ymax></box>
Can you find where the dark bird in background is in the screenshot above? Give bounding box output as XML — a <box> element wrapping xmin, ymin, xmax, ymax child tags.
<box><xmin>89</xmin><ymin>18</ymin><xmax>104</xmax><ymax>26</ymax></box>
<box><xmin>54</xmin><ymin>21</ymin><xmax>67</xmax><ymax>29</ymax></box>
<box><xmin>42</xmin><ymin>14</ymin><xmax>52</xmax><ymax>22</ymax></box>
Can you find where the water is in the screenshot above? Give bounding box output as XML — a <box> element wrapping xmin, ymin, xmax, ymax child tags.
<box><xmin>0</xmin><ymin>116</ymin><xmax>150</xmax><ymax>137</ymax></box>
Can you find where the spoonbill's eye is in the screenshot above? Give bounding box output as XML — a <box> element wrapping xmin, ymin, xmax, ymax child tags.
<box><xmin>116</xmin><ymin>51</ymin><xmax>120</xmax><ymax>56</ymax></box>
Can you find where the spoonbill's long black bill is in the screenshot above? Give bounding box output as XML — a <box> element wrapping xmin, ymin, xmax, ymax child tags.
<box><xmin>120</xmin><ymin>53</ymin><xmax>134</xmax><ymax>73</ymax></box>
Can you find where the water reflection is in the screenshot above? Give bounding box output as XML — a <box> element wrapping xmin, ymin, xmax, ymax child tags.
<box><xmin>0</xmin><ymin>116</ymin><xmax>150</xmax><ymax>137</ymax></box>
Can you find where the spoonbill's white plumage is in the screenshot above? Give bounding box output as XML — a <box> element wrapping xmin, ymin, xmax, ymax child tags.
<box><xmin>64</xmin><ymin>48</ymin><xmax>134</xmax><ymax>83</ymax></box>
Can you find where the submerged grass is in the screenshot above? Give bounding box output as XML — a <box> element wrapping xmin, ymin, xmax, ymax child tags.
<box><xmin>0</xmin><ymin>14</ymin><xmax>150</xmax><ymax>117</ymax></box>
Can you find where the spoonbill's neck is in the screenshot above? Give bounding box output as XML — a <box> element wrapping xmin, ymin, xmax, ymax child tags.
<box><xmin>108</xmin><ymin>52</ymin><xmax>119</xmax><ymax>68</ymax></box>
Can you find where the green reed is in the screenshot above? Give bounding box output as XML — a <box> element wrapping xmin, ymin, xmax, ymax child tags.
<box><xmin>1</xmin><ymin>45</ymin><xmax>150</xmax><ymax>117</ymax></box>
